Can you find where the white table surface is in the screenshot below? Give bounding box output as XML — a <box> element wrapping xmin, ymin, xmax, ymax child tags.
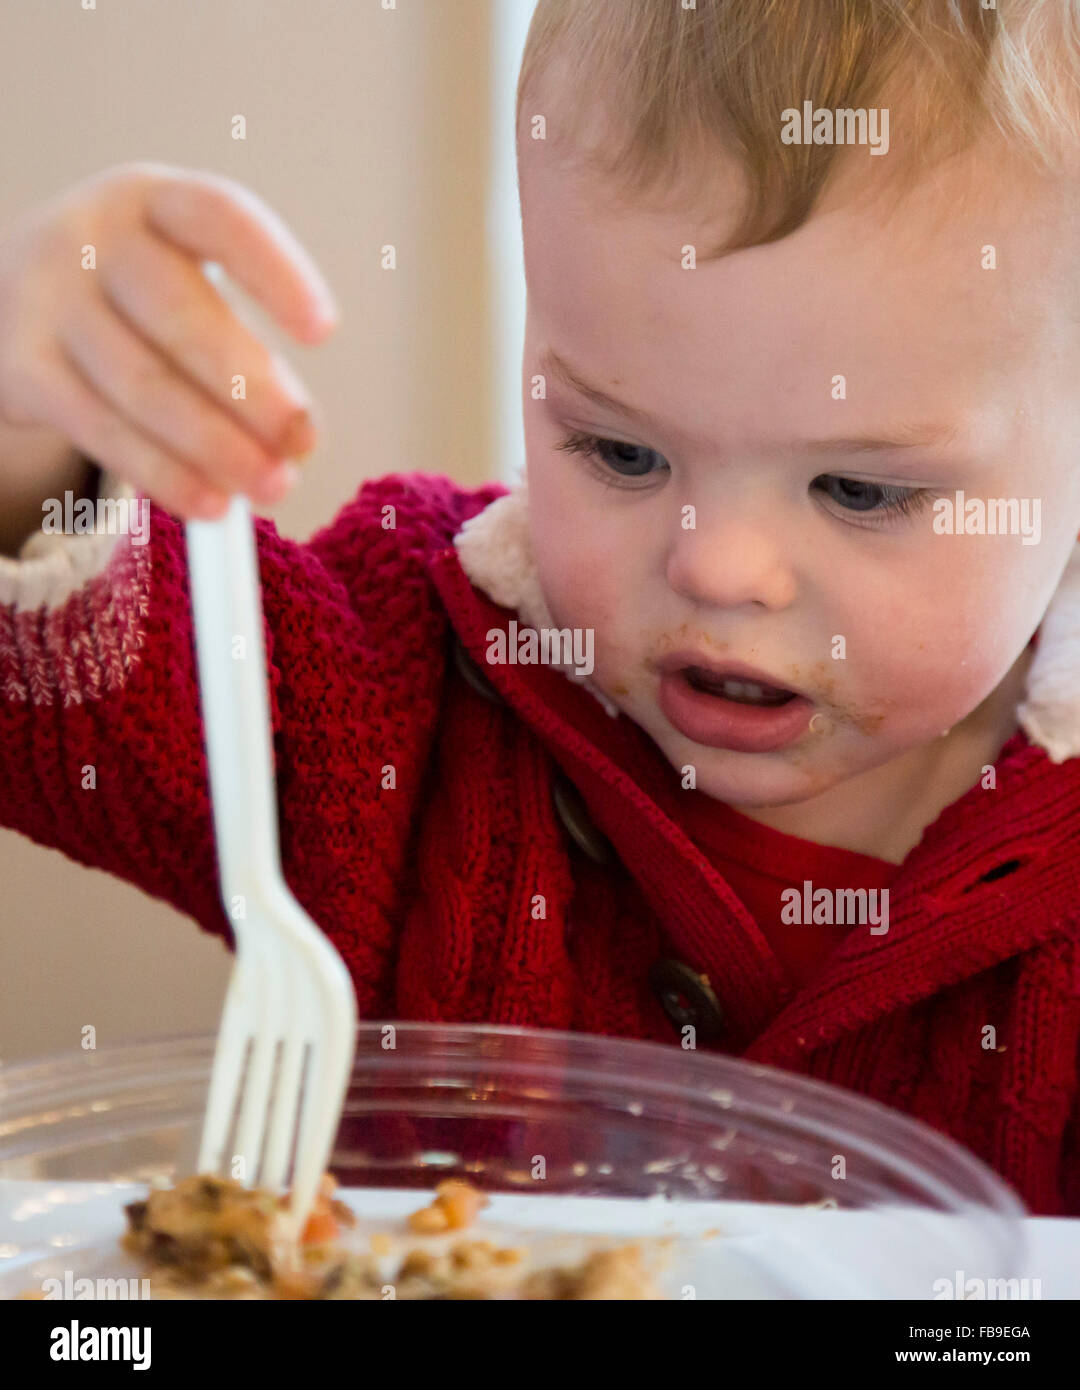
<box><xmin>1</xmin><ymin>1182</ymin><xmax>1076</xmax><ymax>1299</ymax></box>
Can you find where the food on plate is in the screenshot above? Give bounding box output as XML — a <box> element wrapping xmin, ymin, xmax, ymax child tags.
<box><xmin>116</xmin><ymin>1172</ymin><xmax>665</xmax><ymax>1300</ymax></box>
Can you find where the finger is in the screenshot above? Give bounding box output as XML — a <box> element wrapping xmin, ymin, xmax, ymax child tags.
<box><xmin>29</xmin><ymin>348</ymin><xmax>233</xmax><ymax>521</ymax></box>
<box><xmin>96</xmin><ymin>231</ymin><xmax>317</xmax><ymax>460</ymax></box>
<box><xmin>141</xmin><ymin>167</ymin><xmax>340</xmax><ymax>344</ymax></box>
<box><xmin>59</xmin><ymin>295</ymin><xmax>297</xmax><ymax>506</ymax></box>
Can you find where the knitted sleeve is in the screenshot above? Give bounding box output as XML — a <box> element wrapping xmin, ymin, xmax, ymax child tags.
<box><xmin>0</xmin><ymin>469</ymin><xmax>488</xmax><ymax>958</ymax></box>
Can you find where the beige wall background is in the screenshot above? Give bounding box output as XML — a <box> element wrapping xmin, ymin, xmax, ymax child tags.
<box><xmin>0</xmin><ymin>0</ymin><xmax>520</xmax><ymax>1060</ymax></box>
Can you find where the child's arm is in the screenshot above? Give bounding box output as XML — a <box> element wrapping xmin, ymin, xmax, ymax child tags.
<box><xmin>0</xmin><ymin>465</ymin><xmax>462</xmax><ymax>970</ymax></box>
<box><xmin>0</xmin><ymin>468</ymin><xmax>233</xmax><ymax>936</ymax></box>
<box><xmin>0</xmin><ymin>164</ymin><xmax>455</xmax><ymax>967</ymax></box>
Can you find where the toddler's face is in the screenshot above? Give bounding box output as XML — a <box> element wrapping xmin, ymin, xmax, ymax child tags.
<box><xmin>518</xmin><ymin>128</ymin><xmax>1080</xmax><ymax>814</ymax></box>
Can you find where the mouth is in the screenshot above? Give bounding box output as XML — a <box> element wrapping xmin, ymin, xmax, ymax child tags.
<box><xmin>682</xmin><ymin>666</ymin><xmax>797</xmax><ymax>707</ymax></box>
<box><xmin>654</xmin><ymin>653</ymin><xmax>813</xmax><ymax>752</ymax></box>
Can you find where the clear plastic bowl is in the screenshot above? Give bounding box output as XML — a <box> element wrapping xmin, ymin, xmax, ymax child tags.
<box><xmin>0</xmin><ymin>1023</ymin><xmax>1025</xmax><ymax>1298</ymax></box>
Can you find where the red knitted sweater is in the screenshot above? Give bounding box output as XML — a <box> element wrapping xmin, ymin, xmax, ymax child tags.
<box><xmin>2</xmin><ymin>471</ymin><xmax>1079</xmax><ymax>1215</ymax></box>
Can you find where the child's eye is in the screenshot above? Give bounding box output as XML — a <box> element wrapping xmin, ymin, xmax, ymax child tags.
<box><xmin>555</xmin><ymin>429</ymin><xmax>668</xmax><ymax>487</ymax></box>
<box><xmin>554</xmin><ymin>434</ymin><xmax>933</xmax><ymax>522</ymax></box>
<box><xmin>812</xmin><ymin>474</ymin><xmax>933</xmax><ymax>522</ymax></box>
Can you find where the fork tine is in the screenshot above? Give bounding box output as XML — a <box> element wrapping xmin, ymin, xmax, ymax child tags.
<box><xmin>258</xmin><ymin>929</ymin><xmax>311</xmax><ymax>1190</ymax></box>
<box><xmin>270</xmin><ymin>884</ymin><xmax>356</xmax><ymax>1240</ymax></box>
<box><xmin>260</xmin><ymin>1029</ymin><xmax>306</xmax><ymax>1192</ymax></box>
<box><xmin>260</xmin><ymin>921</ymin><xmax>319</xmax><ymax>1191</ymax></box>
<box><xmin>196</xmin><ymin>965</ymin><xmax>254</xmax><ymax>1176</ymax></box>
<box><xmin>288</xmin><ymin>1031</ymin><xmax>355</xmax><ymax>1234</ymax></box>
<box><xmin>231</xmin><ymin>932</ymin><xmax>283</xmax><ymax>1182</ymax></box>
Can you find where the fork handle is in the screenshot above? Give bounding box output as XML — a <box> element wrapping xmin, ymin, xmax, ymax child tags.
<box><xmin>186</xmin><ymin>496</ymin><xmax>281</xmax><ymax>911</ymax></box>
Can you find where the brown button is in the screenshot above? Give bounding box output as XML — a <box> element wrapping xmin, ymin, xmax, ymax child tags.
<box><xmin>650</xmin><ymin>958</ymin><xmax>725</xmax><ymax>1041</ymax></box>
<box><xmin>552</xmin><ymin>775</ymin><xmax>614</xmax><ymax>865</ymax></box>
<box><xmin>452</xmin><ymin>636</ymin><xmax>503</xmax><ymax>704</ymax></box>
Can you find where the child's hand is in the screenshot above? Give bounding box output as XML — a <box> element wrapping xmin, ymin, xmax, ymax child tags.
<box><xmin>0</xmin><ymin>161</ymin><xmax>339</xmax><ymax>520</ymax></box>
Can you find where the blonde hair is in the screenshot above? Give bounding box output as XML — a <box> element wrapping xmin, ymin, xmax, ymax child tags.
<box><xmin>517</xmin><ymin>0</ymin><xmax>1080</xmax><ymax>253</ymax></box>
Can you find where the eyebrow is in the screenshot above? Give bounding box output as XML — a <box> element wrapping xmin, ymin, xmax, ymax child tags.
<box><xmin>539</xmin><ymin>347</ymin><xmax>656</xmax><ymax>428</ymax></box>
<box><xmin>801</xmin><ymin>421</ymin><xmax>962</xmax><ymax>455</ymax></box>
<box><xmin>539</xmin><ymin>346</ymin><xmax>962</xmax><ymax>455</ymax></box>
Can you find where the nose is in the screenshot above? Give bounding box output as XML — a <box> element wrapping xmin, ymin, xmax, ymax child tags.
<box><xmin>665</xmin><ymin>505</ymin><xmax>798</xmax><ymax>611</ymax></box>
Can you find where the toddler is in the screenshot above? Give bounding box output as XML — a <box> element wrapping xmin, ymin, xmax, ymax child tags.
<box><xmin>2</xmin><ymin>0</ymin><xmax>1080</xmax><ymax>1215</ymax></box>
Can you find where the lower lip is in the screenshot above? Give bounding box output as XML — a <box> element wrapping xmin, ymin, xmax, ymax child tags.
<box><xmin>658</xmin><ymin>670</ymin><xmax>814</xmax><ymax>752</ymax></box>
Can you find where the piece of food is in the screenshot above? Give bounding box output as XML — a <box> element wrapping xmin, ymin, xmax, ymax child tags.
<box><xmin>121</xmin><ymin>1174</ymin><xmax>310</xmax><ymax>1296</ymax></box>
<box><xmin>114</xmin><ymin>1172</ymin><xmax>666</xmax><ymax>1300</ymax></box>
<box><xmin>299</xmin><ymin>1172</ymin><xmax>353</xmax><ymax>1246</ymax></box>
<box><xmin>406</xmin><ymin>1178</ymin><xmax>488</xmax><ymax>1234</ymax></box>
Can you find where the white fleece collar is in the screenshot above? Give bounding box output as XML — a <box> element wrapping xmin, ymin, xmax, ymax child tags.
<box><xmin>453</xmin><ymin>479</ymin><xmax>1080</xmax><ymax>763</ymax></box>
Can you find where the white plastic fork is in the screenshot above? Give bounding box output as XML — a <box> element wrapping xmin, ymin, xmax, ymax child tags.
<box><xmin>186</xmin><ymin>495</ymin><xmax>357</xmax><ymax>1242</ymax></box>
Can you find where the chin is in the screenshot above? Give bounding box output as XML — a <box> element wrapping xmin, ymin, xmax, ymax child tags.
<box><xmin>648</xmin><ymin>728</ymin><xmax>818</xmax><ymax>805</ymax></box>
<box><xmin>692</xmin><ymin>761</ymin><xmax>826</xmax><ymax>810</ymax></box>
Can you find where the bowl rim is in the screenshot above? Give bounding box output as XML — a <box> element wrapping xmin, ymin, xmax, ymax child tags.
<box><xmin>0</xmin><ymin>1021</ymin><xmax>1028</xmax><ymax>1220</ymax></box>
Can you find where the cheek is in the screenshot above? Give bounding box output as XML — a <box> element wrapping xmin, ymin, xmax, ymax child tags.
<box><xmin>531</xmin><ymin>517</ymin><xmax>623</xmax><ymax>636</ymax></box>
<box><xmin>839</xmin><ymin>548</ymin><xmax>1032</xmax><ymax>726</ymax></box>
<box><xmin>525</xmin><ymin>457</ymin><xmax>632</xmax><ymax>635</ymax></box>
